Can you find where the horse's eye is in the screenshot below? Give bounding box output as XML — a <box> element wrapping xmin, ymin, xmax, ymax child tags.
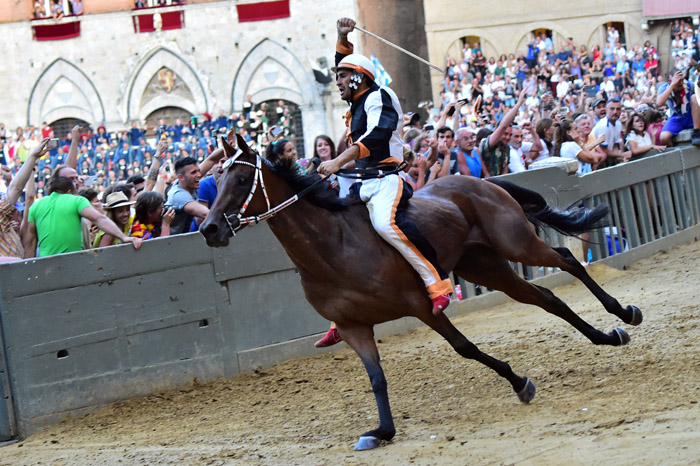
<box><xmin>236</xmin><ymin>174</ymin><xmax>248</xmax><ymax>185</ymax></box>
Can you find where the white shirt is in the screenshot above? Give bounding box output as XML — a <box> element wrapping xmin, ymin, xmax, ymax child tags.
<box><xmin>508</xmin><ymin>142</ymin><xmax>531</xmax><ymax>173</ymax></box>
<box><xmin>592</xmin><ymin>116</ymin><xmax>623</xmax><ymax>151</ymax></box>
<box><xmin>556</xmin><ymin>80</ymin><xmax>570</xmax><ymax>99</ymax></box>
<box><xmin>626</xmin><ymin>131</ymin><xmax>652</xmax><ymax>149</ymax></box>
<box><xmin>560</xmin><ymin>140</ymin><xmax>591</xmax><ymax>174</ymax></box>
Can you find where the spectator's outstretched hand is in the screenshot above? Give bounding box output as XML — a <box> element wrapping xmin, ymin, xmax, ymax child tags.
<box><xmin>123</xmin><ymin>237</ymin><xmax>143</xmax><ymax>250</ymax></box>
<box><xmin>71</xmin><ymin>125</ymin><xmax>81</xmax><ymax>139</ymax></box>
<box><xmin>156</xmin><ymin>139</ymin><xmax>168</xmax><ymax>156</ymax></box>
<box><xmin>29</xmin><ymin>137</ymin><xmax>51</xmax><ymax>159</ymax></box>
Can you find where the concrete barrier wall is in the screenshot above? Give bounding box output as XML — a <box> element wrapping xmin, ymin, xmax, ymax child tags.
<box><xmin>1</xmin><ymin>146</ymin><xmax>699</xmax><ymax>439</ymax></box>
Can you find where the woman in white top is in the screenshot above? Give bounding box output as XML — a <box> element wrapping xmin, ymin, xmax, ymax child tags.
<box><xmin>553</xmin><ymin>119</ymin><xmax>603</xmax><ymax>174</ymax></box>
<box><xmin>625</xmin><ymin>112</ymin><xmax>666</xmax><ymax>158</ymax></box>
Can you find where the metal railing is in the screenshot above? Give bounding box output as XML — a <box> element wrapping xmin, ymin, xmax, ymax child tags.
<box><xmin>452</xmin><ymin>146</ymin><xmax>700</xmax><ymax>299</ymax></box>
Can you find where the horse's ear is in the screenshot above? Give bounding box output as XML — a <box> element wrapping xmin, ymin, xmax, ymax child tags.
<box><xmin>236</xmin><ymin>133</ymin><xmax>253</xmax><ymax>158</ymax></box>
<box><xmin>221</xmin><ymin>137</ymin><xmax>236</xmax><ymax>158</ymax></box>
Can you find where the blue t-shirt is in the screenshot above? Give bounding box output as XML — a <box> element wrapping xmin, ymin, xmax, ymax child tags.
<box><xmin>457</xmin><ymin>149</ymin><xmax>483</xmax><ymax>178</ymax></box>
<box><xmin>197</xmin><ymin>175</ymin><xmax>218</xmax><ymax>207</ymax></box>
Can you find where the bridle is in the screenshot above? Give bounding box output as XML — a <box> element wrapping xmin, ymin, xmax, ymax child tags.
<box><xmin>221</xmin><ymin>148</ymin><xmax>328</xmax><ymax>236</ymax></box>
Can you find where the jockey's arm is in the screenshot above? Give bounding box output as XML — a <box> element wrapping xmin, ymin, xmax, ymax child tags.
<box><xmin>318</xmin><ymin>144</ymin><xmax>361</xmax><ymax>175</ymax></box>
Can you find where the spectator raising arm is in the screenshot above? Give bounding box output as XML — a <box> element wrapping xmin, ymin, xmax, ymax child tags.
<box><xmin>145</xmin><ymin>139</ymin><xmax>168</xmax><ymax>192</ymax></box>
<box><xmin>7</xmin><ymin>138</ymin><xmax>50</xmax><ymax>205</ymax></box>
<box><xmin>66</xmin><ymin>125</ymin><xmax>81</xmax><ymax>170</ymax></box>
<box><xmin>489</xmin><ymin>90</ymin><xmax>526</xmax><ymax>147</ymax></box>
<box><xmin>198</xmin><ymin>129</ymin><xmax>235</xmax><ymax>176</ymax></box>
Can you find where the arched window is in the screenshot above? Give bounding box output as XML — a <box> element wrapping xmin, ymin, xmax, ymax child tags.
<box><xmin>145</xmin><ymin>106</ymin><xmax>193</xmax><ymax>137</ymax></box>
<box><xmin>604</xmin><ymin>22</ymin><xmax>626</xmax><ymax>47</ymax></box>
<box><xmin>49</xmin><ymin>117</ymin><xmax>90</xmax><ymax>140</ymax></box>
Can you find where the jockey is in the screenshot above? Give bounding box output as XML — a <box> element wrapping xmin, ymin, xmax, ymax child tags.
<box><xmin>318</xmin><ymin>17</ymin><xmax>453</xmax><ymax>318</ymax></box>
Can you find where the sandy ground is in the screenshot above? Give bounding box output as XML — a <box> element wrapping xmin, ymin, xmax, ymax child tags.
<box><xmin>3</xmin><ymin>241</ymin><xmax>700</xmax><ymax>465</ymax></box>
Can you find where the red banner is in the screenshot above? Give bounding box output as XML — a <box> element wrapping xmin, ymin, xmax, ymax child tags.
<box><xmin>33</xmin><ymin>21</ymin><xmax>81</xmax><ymax>41</ymax></box>
<box><xmin>237</xmin><ymin>0</ymin><xmax>290</xmax><ymax>23</ymax></box>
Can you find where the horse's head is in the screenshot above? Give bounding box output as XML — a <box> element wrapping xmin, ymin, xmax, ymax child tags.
<box><xmin>200</xmin><ymin>134</ymin><xmax>264</xmax><ymax>247</ymax></box>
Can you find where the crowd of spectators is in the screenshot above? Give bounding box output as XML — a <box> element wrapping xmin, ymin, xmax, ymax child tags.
<box><xmin>3</xmin><ymin>21</ymin><xmax>700</xmax><ymax>262</ymax></box>
<box><xmin>0</xmin><ymin>97</ymin><xmax>300</xmax><ymax>260</ymax></box>
<box><xmin>396</xmin><ymin>22</ymin><xmax>700</xmax><ymax>191</ymax></box>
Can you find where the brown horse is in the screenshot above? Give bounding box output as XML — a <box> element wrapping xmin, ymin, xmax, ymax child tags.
<box><xmin>200</xmin><ymin>135</ymin><xmax>642</xmax><ymax>450</ymax></box>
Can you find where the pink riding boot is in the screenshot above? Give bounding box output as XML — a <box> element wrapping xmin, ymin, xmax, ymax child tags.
<box><xmin>431</xmin><ymin>294</ymin><xmax>451</xmax><ymax>315</ymax></box>
<box><xmin>314</xmin><ymin>327</ymin><xmax>342</xmax><ymax>348</ymax></box>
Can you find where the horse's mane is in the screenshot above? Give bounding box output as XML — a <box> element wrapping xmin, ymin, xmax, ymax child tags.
<box><xmin>263</xmin><ymin>157</ymin><xmax>360</xmax><ymax>211</ymax></box>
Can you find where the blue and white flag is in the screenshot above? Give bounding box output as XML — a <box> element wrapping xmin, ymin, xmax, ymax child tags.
<box><xmin>370</xmin><ymin>54</ymin><xmax>392</xmax><ymax>87</ymax></box>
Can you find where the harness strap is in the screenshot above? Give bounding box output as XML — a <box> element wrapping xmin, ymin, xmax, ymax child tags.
<box><xmin>336</xmin><ymin>161</ymin><xmax>408</xmax><ymax>179</ymax></box>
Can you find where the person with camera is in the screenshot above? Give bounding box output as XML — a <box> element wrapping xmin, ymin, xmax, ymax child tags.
<box><xmin>130</xmin><ymin>191</ymin><xmax>175</xmax><ymax>240</ymax></box>
<box><xmin>656</xmin><ymin>70</ymin><xmax>700</xmax><ymax>147</ymax></box>
<box><xmin>478</xmin><ymin>88</ymin><xmax>527</xmax><ymax>177</ymax></box>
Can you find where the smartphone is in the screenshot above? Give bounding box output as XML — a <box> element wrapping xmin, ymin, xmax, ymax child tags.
<box><xmin>48</xmin><ymin>138</ymin><xmax>59</xmax><ymax>149</ymax></box>
<box><xmin>584</xmin><ymin>85</ymin><xmax>597</xmax><ymax>97</ymax></box>
<box><xmin>270</xmin><ymin>126</ymin><xmax>283</xmax><ymax>138</ymax></box>
<box><xmin>423</xmin><ymin>124</ymin><xmax>434</xmax><ymax>132</ymax></box>
<box><xmin>190</xmin><ymin>116</ymin><xmax>199</xmax><ymax>126</ymax></box>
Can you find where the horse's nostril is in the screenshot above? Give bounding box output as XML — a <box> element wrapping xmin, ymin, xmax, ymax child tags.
<box><xmin>201</xmin><ymin>222</ymin><xmax>218</xmax><ymax>238</ymax></box>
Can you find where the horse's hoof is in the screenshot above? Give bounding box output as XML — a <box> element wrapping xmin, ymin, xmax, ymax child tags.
<box><xmin>516</xmin><ymin>377</ymin><xmax>536</xmax><ymax>404</ymax></box>
<box><xmin>613</xmin><ymin>328</ymin><xmax>630</xmax><ymax>346</ymax></box>
<box><xmin>626</xmin><ymin>305</ymin><xmax>643</xmax><ymax>326</ymax></box>
<box><xmin>354</xmin><ymin>435</ymin><xmax>382</xmax><ymax>451</ymax></box>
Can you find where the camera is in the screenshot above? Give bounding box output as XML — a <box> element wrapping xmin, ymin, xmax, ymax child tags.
<box><xmin>163</xmin><ymin>204</ymin><xmax>181</xmax><ymax>215</ymax></box>
<box><xmin>48</xmin><ymin>138</ymin><xmax>59</xmax><ymax>149</ymax></box>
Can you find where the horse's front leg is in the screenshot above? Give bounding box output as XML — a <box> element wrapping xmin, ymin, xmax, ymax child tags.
<box><xmin>336</xmin><ymin>322</ymin><xmax>396</xmax><ymax>450</ymax></box>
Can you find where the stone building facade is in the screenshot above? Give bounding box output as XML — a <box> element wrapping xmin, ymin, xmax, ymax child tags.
<box><xmin>0</xmin><ymin>0</ymin><xmax>356</xmax><ymax>155</ymax></box>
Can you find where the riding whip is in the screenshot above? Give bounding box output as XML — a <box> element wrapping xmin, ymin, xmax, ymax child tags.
<box><xmin>353</xmin><ymin>25</ymin><xmax>445</xmax><ymax>74</ymax></box>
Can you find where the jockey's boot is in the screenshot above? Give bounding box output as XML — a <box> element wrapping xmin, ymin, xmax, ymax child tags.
<box><xmin>314</xmin><ymin>327</ymin><xmax>342</xmax><ymax>348</ymax></box>
<box><xmin>431</xmin><ymin>294</ymin><xmax>452</xmax><ymax>315</ymax></box>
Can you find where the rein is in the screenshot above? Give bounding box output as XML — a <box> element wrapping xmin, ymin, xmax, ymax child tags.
<box><xmin>222</xmin><ymin>150</ymin><xmax>406</xmax><ymax>236</ymax></box>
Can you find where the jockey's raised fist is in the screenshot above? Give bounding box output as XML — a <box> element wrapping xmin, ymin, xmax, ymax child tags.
<box><xmin>337</xmin><ymin>18</ymin><xmax>355</xmax><ymax>37</ymax></box>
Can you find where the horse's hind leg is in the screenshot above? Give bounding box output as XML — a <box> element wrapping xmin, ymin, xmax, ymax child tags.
<box><xmin>417</xmin><ymin>313</ymin><xmax>536</xmax><ymax>403</ymax></box>
<box><xmin>549</xmin><ymin>247</ymin><xmax>642</xmax><ymax>325</ymax></box>
<box><xmin>456</xmin><ymin>246</ymin><xmax>630</xmax><ymax>346</ymax></box>
<box><xmin>494</xmin><ymin>229</ymin><xmax>642</xmax><ymax>326</ymax></box>
<box><xmin>335</xmin><ymin>322</ymin><xmax>395</xmax><ymax>451</ymax></box>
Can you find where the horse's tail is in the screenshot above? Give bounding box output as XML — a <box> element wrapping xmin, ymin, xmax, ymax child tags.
<box><xmin>487</xmin><ymin>178</ymin><xmax>610</xmax><ymax>236</ymax></box>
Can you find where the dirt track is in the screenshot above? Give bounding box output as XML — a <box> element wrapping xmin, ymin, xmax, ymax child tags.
<box><xmin>3</xmin><ymin>241</ymin><xmax>700</xmax><ymax>465</ymax></box>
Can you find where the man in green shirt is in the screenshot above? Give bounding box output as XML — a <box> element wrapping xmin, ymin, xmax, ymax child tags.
<box><xmin>25</xmin><ymin>176</ymin><xmax>142</xmax><ymax>258</ymax></box>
